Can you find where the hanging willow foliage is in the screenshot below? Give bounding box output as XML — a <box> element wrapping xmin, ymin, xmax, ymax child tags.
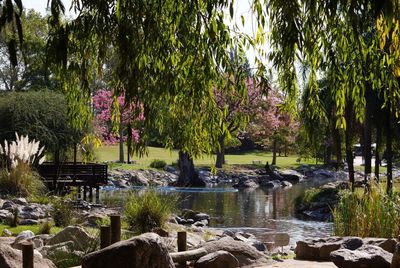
<box><xmin>43</xmin><ymin>0</ymin><xmax>262</xmax><ymax>157</ymax></box>
<box><xmin>263</xmin><ymin>0</ymin><xmax>400</xmax><ymax>127</ymax></box>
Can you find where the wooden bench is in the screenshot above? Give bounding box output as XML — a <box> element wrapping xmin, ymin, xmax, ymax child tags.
<box><xmin>37</xmin><ymin>162</ymin><xmax>108</xmax><ymax>202</ymax></box>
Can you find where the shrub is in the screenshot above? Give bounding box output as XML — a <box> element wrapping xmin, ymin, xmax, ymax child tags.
<box><xmin>39</xmin><ymin>220</ymin><xmax>52</xmax><ymax>234</ymax></box>
<box><xmin>0</xmin><ymin>165</ymin><xmax>46</xmax><ymax>197</ymax></box>
<box><xmin>294</xmin><ymin>187</ymin><xmax>339</xmax><ymax>208</ymax></box>
<box><xmin>0</xmin><ymin>133</ymin><xmax>47</xmax><ymax>197</ymax></box>
<box><xmin>51</xmin><ymin>198</ymin><xmax>74</xmax><ymax>227</ymax></box>
<box><xmin>333</xmin><ymin>184</ymin><xmax>400</xmax><ymax>238</ymax></box>
<box><xmin>124</xmin><ymin>189</ymin><xmax>179</xmax><ymax>234</ymax></box>
<box><xmin>149</xmin><ymin>159</ymin><xmax>167</xmax><ymax>169</ymax></box>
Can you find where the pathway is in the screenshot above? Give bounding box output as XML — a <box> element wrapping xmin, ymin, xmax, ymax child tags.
<box><xmin>257</xmin><ymin>259</ymin><xmax>337</xmax><ymax>268</ymax></box>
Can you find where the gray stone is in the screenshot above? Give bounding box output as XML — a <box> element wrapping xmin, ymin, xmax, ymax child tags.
<box><xmin>233</xmin><ymin>177</ymin><xmax>259</xmax><ymax>188</ymax></box>
<box><xmin>260</xmin><ymin>180</ymin><xmax>281</xmax><ymax>188</ymax></box>
<box><xmin>203</xmin><ymin>236</ymin><xmax>269</xmax><ymax>266</ymax></box>
<box><xmin>13</xmin><ymin>235</ymin><xmax>44</xmax><ymax>250</ymax></box>
<box><xmin>0</xmin><ymin>209</ymin><xmax>11</xmax><ymax>220</ymax></box>
<box><xmin>12</xmin><ymin>230</ymin><xmax>35</xmax><ymax>248</ymax></box>
<box><xmin>194</xmin><ymin>221</ymin><xmax>206</xmax><ymax>227</ymax></box>
<box><xmin>295</xmin><ymin>237</ymin><xmax>342</xmax><ymax>261</ymax></box>
<box><xmin>330</xmin><ymin>245</ymin><xmax>392</xmax><ymax>268</ymax></box>
<box><xmin>130</xmin><ymin>173</ymin><xmax>149</xmax><ymax>186</ymax></box>
<box><xmin>194</xmin><ymin>250</ymin><xmax>239</xmax><ymax>268</ymax></box>
<box><xmin>47</xmin><ymin>226</ymin><xmax>94</xmax><ymax>251</ymax></box>
<box><xmin>281</xmin><ymin>181</ymin><xmax>293</xmax><ymax>188</ymax></box>
<box><xmin>13</xmin><ymin>198</ymin><xmax>28</xmax><ymax>205</ymax></box>
<box><xmin>0</xmin><ymin>243</ymin><xmax>56</xmax><ymax>268</ymax></box>
<box><xmin>19</xmin><ymin>219</ymin><xmax>39</xmax><ymax>225</ymax></box>
<box><xmin>194</xmin><ymin>213</ymin><xmax>210</xmax><ymax>222</ymax></box>
<box><xmin>279</xmin><ymin>169</ymin><xmax>303</xmax><ymax>183</ymax></box>
<box><xmin>81</xmin><ymin>233</ymin><xmax>174</xmax><ymax>268</ymax></box>
<box><xmin>1</xmin><ymin>201</ymin><xmax>15</xmax><ymax>210</ymax></box>
<box><xmin>342</xmin><ymin>237</ymin><xmax>363</xmax><ymax>250</ymax></box>
<box><xmin>1</xmin><ymin>229</ymin><xmax>11</xmax><ymax>237</ymax></box>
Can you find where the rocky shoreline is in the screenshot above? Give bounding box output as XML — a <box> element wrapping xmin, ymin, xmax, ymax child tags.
<box><xmin>106</xmin><ymin>165</ymin><xmax>347</xmax><ymax>191</ymax></box>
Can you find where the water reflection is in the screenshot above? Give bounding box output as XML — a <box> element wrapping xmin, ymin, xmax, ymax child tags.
<box><xmin>102</xmin><ymin>180</ymin><xmax>333</xmax><ymax>245</ymax></box>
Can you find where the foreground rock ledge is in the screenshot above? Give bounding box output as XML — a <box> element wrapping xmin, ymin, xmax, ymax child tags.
<box><xmin>295</xmin><ymin>237</ymin><xmax>397</xmax><ymax>261</ymax></box>
<box><xmin>330</xmin><ymin>245</ymin><xmax>393</xmax><ymax>268</ymax></box>
<box><xmin>0</xmin><ymin>243</ymin><xmax>56</xmax><ymax>268</ymax></box>
<box><xmin>82</xmin><ymin>233</ymin><xmax>174</xmax><ymax>268</ymax></box>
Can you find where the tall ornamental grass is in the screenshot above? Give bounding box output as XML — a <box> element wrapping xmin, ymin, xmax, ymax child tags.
<box><xmin>333</xmin><ymin>184</ymin><xmax>400</xmax><ymax>238</ymax></box>
<box><xmin>124</xmin><ymin>189</ymin><xmax>179</xmax><ymax>234</ymax></box>
<box><xmin>0</xmin><ymin>133</ymin><xmax>46</xmax><ymax>197</ymax></box>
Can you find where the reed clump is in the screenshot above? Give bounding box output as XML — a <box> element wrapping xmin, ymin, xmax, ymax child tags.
<box><xmin>333</xmin><ymin>183</ymin><xmax>400</xmax><ymax>238</ymax></box>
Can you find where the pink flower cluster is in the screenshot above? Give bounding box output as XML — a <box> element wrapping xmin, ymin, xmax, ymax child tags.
<box><xmin>92</xmin><ymin>89</ymin><xmax>143</xmax><ymax>145</ymax></box>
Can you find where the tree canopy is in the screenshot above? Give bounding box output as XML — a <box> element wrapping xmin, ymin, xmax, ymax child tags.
<box><xmin>0</xmin><ymin>90</ymin><xmax>82</xmax><ymax>154</ymax></box>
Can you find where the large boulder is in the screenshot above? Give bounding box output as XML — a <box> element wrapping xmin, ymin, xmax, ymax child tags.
<box><xmin>0</xmin><ymin>243</ymin><xmax>56</xmax><ymax>268</ymax></box>
<box><xmin>47</xmin><ymin>226</ymin><xmax>94</xmax><ymax>251</ymax></box>
<box><xmin>295</xmin><ymin>237</ymin><xmax>342</xmax><ymax>261</ymax></box>
<box><xmin>296</xmin><ymin>237</ymin><xmax>397</xmax><ymax>261</ymax></box>
<box><xmin>82</xmin><ymin>233</ymin><xmax>174</xmax><ymax>268</ymax></box>
<box><xmin>202</xmin><ymin>236</ymin><xmax>269</xmax><ymax>266</ymax></box>
<box><xmin>194</xmin><ymin>250</ymin><xmax>239</xmax><ymax>268</ymax></box>
<box><xmin>330</xmin><ymin>245</ymin><xmax>393</xmax><ymax>268</ymax></box>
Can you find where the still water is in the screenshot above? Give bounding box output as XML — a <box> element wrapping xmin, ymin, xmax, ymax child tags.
<box><xmin>103</xmin><ymin>180</ymin><xmax>333</xmax><ymax>245</ymax></box>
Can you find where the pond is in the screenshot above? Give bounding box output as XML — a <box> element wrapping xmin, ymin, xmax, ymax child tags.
<box><xmin>102</xmin><ymin>179</ymin><xmax>333</xmax><ymax>246</ymax></box>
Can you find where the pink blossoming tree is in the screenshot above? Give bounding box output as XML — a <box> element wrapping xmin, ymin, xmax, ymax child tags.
<box><xmin>92</xmin><ymin>89</ymin><xmax>143</xmax><ymax>162</ymax></box>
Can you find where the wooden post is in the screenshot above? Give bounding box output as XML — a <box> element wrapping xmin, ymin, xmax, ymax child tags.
<box><xmin>22</xmin><ymin>242</ymin><xmax>33</xmax><ymax>268</ymax></box>
<box><xmin>177</xmin><ymin>231</ymin><xmax>187</xmax><ymax>268</ymax></box>
<box><xmin>100</xmin><ymin>226</ymin><xmax>111</xmax><ymax>249</ymax></box>
<box><xmin>89</xmin><ymin>187</ymin><xmax>93</xmax><ymax>203</ymax></box>
<box><xmin>110</xmin><ymin>215</ymin><xmax>121</xmax><ymax>244</ymax></box>
<box><xmin>95</xmin><ymin>185</ymin><xmax>100</xmax><ymax>204</ymax></box>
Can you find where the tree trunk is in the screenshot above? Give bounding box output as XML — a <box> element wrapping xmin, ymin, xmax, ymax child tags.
<box><xmin>334</xmin><ymin>127</ymin><xmax>342</xmax><ymax>169</ymax></box>
<box><xmin>215</xmin><ymin>135</ymin><xmax>225</xmax><ymax>168</ymax></box>
<box><xmin>284</xmin><ymin>142</ymin><xmax>288</xmax><ymax>157</ymax></box>
<box><xmin>325</xmin><ymin>143</ymin><xmax>332</xmax><ymax>165</ymax></box>
<box><xmin>363</xmin><ymin>103</ymin><xmax>372</xmax><ymax>182</ymax></box>
<box><xmin>386</xmin><ymin>110</ymin><xmax>393</xmax><ymax>194</ymax></box>
<box><xmin>119</xmin><ymin>126</ymin><xmax>124</xmax><ymax>163</ymax></box>
<box><xmin>375</xmin><ymin>128</ymin><xmax>381</xmax><ymax>182</ymax></box>
<box><xmin>345</xmin><ymin>129</ymin><xmax>355</xmax><ymax>192</ymax></box>
<box><xmin>177</xmin><ymin>151</ymin><xmax>205</xmax><ymax>187</ymax></box>
<box><xmin>345</xmin><ymin>105</ymin><xmax>355</xmax><ymax>191</ymax></box>
<box><xmin>272</xmin><ymin>138</ymin><xmax>277</xmax><ymax>165</ymax></box>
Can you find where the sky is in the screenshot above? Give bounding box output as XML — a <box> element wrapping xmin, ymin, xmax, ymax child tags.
<box><xmin>24</xmin><ymin>0</ymin><xmax>265</xmax><ymax>67</ymax></box>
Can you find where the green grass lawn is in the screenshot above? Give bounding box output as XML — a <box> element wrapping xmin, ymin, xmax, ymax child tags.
<box><xmin>94</xmin><ymin>145</ymin><xmax>316</xmax><ymax>170</ymax></box>
<box><xmin>0</xmin><ymin>224</ymin><xmax>63</xmax><ymax>236</ymax></box>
